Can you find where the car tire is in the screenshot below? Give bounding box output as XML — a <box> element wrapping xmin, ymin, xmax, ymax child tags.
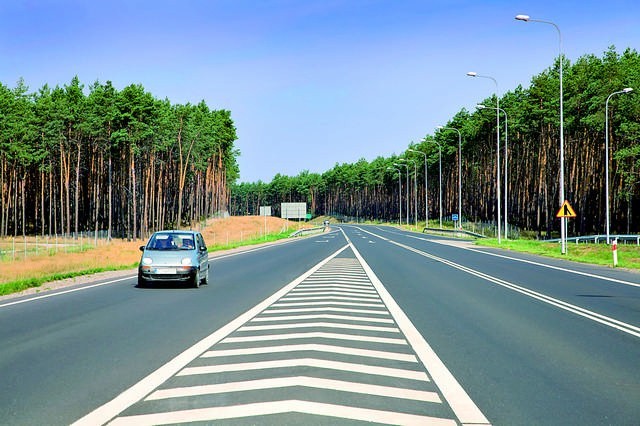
<box><xmin>137</xmin><ymin>276</ymin><xmax>146</xmax><ymax>288</ymax></box>
<box><xmin>191</xmin><ymin>272</ymin><xmax>200</xmax><ymax>288</ymax></box>
<box><xmin>200</xmin><ymin>266</ymin><xmax>209</xmax><ymax>286</ymax></box>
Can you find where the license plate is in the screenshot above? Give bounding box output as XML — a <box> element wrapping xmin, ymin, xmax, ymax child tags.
<box><xmin>155</xmin><ymin>268</ymin><xmax>177</xmax><ymax>274</ymax></box>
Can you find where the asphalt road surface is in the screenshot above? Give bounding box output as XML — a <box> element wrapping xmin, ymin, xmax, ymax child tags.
<box><xmin>1</xmin><ymin>225</ymin><xmax>638</xmax><ymax>425</ymax></box>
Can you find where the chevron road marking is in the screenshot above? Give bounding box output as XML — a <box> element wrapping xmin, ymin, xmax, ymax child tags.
<box><xmin>145</xmin><ymin>376</ymin><xmax>441</xmax><ymax>402</ymax></box>
<box><xmin>221</xmin><ymin>331</ymin><xmax>407</xmax><ymax>345</ymax></box>
<box><xmin>75</xmin><ymin>239</ymin><xmax>481</xmax><ymax>425</ymax></box>
<box><xmin>108</xmin><ymin>400</ymin><xmax>457</xmax><ymax>426</ymax></box>
<box><xmin>249</xmin><ymin>313</ymin><xmax>395</xmax><ymax>323</ymax></box>
<box><xmin>239</xmin><ymin>321</ymin><xmax>399</xmax><ymax>333</ymax></box>
<box><xmin>201</xmin><ymin>343</ymin><xmax>417</xmax><ymax>362</ymax></box>
<box><xmin>178</xmin><ymin>358</ymin><xmax>429</xmax><ymax>381</ymax></box>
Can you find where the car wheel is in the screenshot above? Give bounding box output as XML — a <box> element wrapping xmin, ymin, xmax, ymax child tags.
<box><xmin>191</xmin><ymin>272</ymin><xmax>200</xmax><ymax>288</ymax></box>
<box><xmin>201</xmin><ymin>265</ymin><xmax>209</xmax><ymax>285</ymax></box>
<box><xmin>137</xmin><ymin>276</ymin><xmax>146</xmax><ymax>288</ymax></box>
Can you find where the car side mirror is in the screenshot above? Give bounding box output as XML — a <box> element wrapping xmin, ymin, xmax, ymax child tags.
<box><xmin>200</xmin><ymin>246</ymin><xmax>207</xmax><ymax>252</ymax></box>
<box><xmin>139</xmin><ymin>245</ymin><xmax>145</xmax><ymax>252</ymax></box>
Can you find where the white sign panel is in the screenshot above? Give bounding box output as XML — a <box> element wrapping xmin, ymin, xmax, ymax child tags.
<box><xmin>281</xmin><ymin>202</ymin><xmax>307</xmax><ymax>219</ymax></box>
<box><xmin>259</xmin><ymin>206</ymin><xmax>272</xmax><ymax>216</ymax></box>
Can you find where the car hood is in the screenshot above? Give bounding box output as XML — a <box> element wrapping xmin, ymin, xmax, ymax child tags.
<box><xmin>142</xmin><ymin>250</ymin><xmax>197</xmax><ymax>266</ymax></box>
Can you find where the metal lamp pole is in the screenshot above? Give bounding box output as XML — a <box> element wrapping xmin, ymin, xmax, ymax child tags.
<box><xmin>395</xmin><ymin>163</ymin><xmax>410</xmax><ymax>226</ymax></box>
<box><xmin>408</xmin><ymin>148</ymin><xmax>428</xmax><ymax>227</ymax></box>
<box><xmin>477</xmin><ymin>104</ymin><xmax>509</xmax><ymax>238</ymax></box>
<box><xmin>436</xmin><ymin>126</ymin><xmax>462</xmax><ymax>229</ymax></box>
<box><xmin>468</xmin><ymin>71</ymin><xmax>501</xmax><ymax>243</ymax></box>
<box><xmin>419</xmin><ymin>142</ymin><xmax>442</xmax><ymax>228</ymax></box>
<box><xmin>387</xmin><ymin>167</ymin><xmax>402</xmax><ymax>225</ymax></box>
<box><xmin>605</xmin><ymin>87</ymin><xmax>633</xmax><ymax>244</ymax></box>
<box><xmin>406</xmin><ymin>158</ymin><xmax>418</xmax><ymax>229</ymax></box>
<box><xmin>516</xmin><ymin>13</ymin><xmax>566</xmax><ymax>253</ymax></box>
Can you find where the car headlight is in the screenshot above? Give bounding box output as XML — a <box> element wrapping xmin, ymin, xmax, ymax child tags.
<box><xmin>181</xmin><ymin>258</ymin><xmax>192</xmax><ymax>266</ymax></box>
<box><xmin>142</xmin><ymin>257</ymin><xmax>153</xmax><ymax>265</ymax></box>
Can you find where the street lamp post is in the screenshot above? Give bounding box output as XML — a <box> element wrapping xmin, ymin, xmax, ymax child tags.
<box><xmin>395</xmin><ymin>162</ymin><xmax>410</xmax><ymax>226</ymax></box>
<box><xmin>477</xmin><ymin>104</ymin><xmax>509</xmax><ymax>238</ymax></box>
<box><xmin>408</xmin><ymin>148</ymin><xmax>428</xmax><ymax>227</ymax></box>
<box><xmin>406</xmin><ymin>158</ymin><xmax>418</xmax><ymax>229</ymax></box>
<box><xmin>387</xmin><ymin>167</ymin><xmax>402</xmax><ymax>225</ymax></box>
<box><xmin>468</xmin><ymin>71</ymin><xmax>501</xmax><ymax>243</ymax></box>
<box><xmin>436</xmin><ymin>126</ymin><xmax>462</xmax><ymax>229</ymax></box>
<box><xmin>422</xmin><ymin>142</ymin><xmax>442</xmax><ymax>229</ymax></box>
<box><xmin>605</xmin><ymin>87</ymin><xmax>633</xmax><ymax>244</ymax></box>
<box><xmin>516</xmin><ymin>13</ymin><xmax>567</xmax><ymax>253</ymax></box>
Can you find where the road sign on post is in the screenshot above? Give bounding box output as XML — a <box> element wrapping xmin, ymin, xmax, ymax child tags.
<box><xmin>556</xmin><ymin>200</ymin><xmax>577</xmax><ymax>218</ymax></box>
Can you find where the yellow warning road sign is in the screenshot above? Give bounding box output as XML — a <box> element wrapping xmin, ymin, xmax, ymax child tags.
<box><xmin>556</xmin><ymin>200</ymin><xmax>577</xmax><ymax>218</ymax></box>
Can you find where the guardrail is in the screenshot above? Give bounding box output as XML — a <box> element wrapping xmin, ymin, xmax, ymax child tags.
<box><xmin>545</xmin><ymin>234</ymin><xmax>640</xmax><ymax>245</ymax></box>
<box><xmin>289</xmin><ymin>226</ymin><xmax>326</xmax><ymax>238</ymax></box>
<box><xmin>423</xmin><ymin>227</ymin><xmax>486</xmax><ymax>238</ymax></box>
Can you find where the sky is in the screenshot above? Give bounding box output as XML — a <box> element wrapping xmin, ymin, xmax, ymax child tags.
<box><xmin>0</xmin><ymin>0</ymin><xmax>638</xmax><ymax>183</ymax></box>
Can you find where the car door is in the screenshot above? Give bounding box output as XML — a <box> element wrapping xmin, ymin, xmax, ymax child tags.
<box><xmin>196</xmin><ymin>233</ymin><xmax>209</xmax><ymax>278</ymax></box>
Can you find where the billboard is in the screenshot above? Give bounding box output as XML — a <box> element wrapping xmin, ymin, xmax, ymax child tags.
<box><xmin>281</xmin><ymin>202</ymin><xmax>307</xmax><ymax>219</ymax></box>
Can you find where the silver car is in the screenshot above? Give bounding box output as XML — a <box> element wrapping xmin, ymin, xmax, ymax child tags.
<box><xmin>138</xmin><ymin>230</ymin><xmax>209</xmax><ymax>288</ymax></box>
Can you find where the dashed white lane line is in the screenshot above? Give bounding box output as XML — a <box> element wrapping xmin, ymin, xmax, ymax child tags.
<box><xmin>201</xmin><ymin>343</ymin><xmax>417</xmax><ymax>362</ymax></box>
<box><xmin>145</xmin><ymin>376</ymin><xmax>441</xmax><ymax>403</ymax></box>
<box><xmin>108</xmin><ymin>400</ymin><xmax>457</xmax><ymax>426</ymax></box>
<box><xmin>178</xmin><ymin>358</ymin><xmax>429</xmax><ymax>381</ymax></box>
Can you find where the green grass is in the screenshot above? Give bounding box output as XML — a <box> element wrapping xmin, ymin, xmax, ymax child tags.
<box><xmin>0</xmin><ymin>263</ymin><xmax>139</xmax><ymax>296</ymax></box>
<box><xmin>0</xmin><ymin>231</ymin><xmax>295</xmax><ymax>296</ymax></box>
<box><xmin>477</xmin><ymin>238</ymin><xmax>640</xmax><ymax>270</ymax></box>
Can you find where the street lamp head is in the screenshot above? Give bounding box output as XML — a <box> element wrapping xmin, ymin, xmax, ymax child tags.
<box><xmin>622</xmin><ymin>87</ymin><xmax>633</xmax><ymax>93</ymax></box>
<box><xmin>466</xmin><ymin>71</ymin><xmax>477</xmax><ymax>77</ymax></box>
<box><xmin>436</xmin><ymin>125</ymin><xmax>444</xmax><ymax>130</ymax></box>
<box><xmin>475</xmin><ymin>104</ymin><xmax>487</xmax><ymax>110</ymax></box>
<box><xmin>515</xmin><ymin>14</ymin><xmax>530</xmax><ymax>21</ymax></box>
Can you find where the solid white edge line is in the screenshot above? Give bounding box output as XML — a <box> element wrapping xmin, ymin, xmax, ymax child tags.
<box><xmin>341</xmin><ymin>228</ymin><xmax>491</xmax><ymax>426</ymax></box>
<box><xmin>71</xmin><ymin>243</ymin><xmax>350</xmax><ymax>426</ymax></box>
<box><xmin>0</xmin><ymin>276</ymin><xmax>135</xmax><ymax>309</ymax></box>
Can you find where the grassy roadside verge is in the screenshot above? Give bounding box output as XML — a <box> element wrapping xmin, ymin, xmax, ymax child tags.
<box><xmin>476</xmin><ymin>238</ymin><xmax>640</xmax><ymax>270</ymax></box>
<box><xmin>0</xmin><ymin>228</ymin><xmax>295</xmax><ymax>297</ymax></box>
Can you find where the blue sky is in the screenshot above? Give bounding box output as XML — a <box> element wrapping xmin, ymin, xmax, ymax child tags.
<box><xmin>1</xmin><ymin>0</ymin><xmax>638</xmax><ymax>182</ymax></box>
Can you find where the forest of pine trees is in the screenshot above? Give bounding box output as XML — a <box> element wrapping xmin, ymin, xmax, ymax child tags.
<box><xmin>0</xmin><ymin>77</ymin><xmax>238</xmax><ymax>240</ymax></box>
<box><xmin>231</xmin><ymin>47</ymin><xmax>640</xmax><ymax>238</ymax></box>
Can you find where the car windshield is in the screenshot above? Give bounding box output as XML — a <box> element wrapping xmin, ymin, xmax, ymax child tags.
<box><xmin>148</xmin><ymin>234</ymin><xmax>195</xmax><ymax>250</ymax></box>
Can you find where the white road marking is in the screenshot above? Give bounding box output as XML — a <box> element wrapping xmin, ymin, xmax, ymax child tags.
<box><xmin>271</xmin><ymin>300</ymin><xmax>385</xmax><ymax>308</ymax></box>
<box><xmin>250</xmin><ymin>313</ymin><xmax>394</xmax><ymax>323</ymax></box>
<box><xmin>238</xmin><ymin>321</ymin><xmax>399</xmax><ymax>333</ymax></box>
<box><xmin>359</xmin><ymin>227</ymin><xmax>640</xmax><ymax>339</ymax></box>
<box><xmin>145</xmin><ymin>376</ymin><xmax>440</xmax><ymax>403</ymax></box>
<box><xmin>72</xmin><ymin>245</ymin><xmax>351</xmax><ymax>426</ymax></box>
<box><xmin>281</xmin><ymin>293</ymin><xmax>379</xmax><ymax>301</ymax></box>
<box><xmin>201</xmin><ymin>343</ymin><xmax>417</xmax><ymax>362</ymax></box>
<box><xmin>262</xmin><ymin>306</ymin><xmax>391</xmax><ymax>315</ymax></box>
<box><xmin>290</xmin><ymin>287</ymin><xmax>378</xmax><ymax>294</ymax></box>
<box><xmin>0</xmin><ymin>276</ymin><xmax>134</xmax><ymax>309</ymax></box>
<box><xmin>108</xmin><ymin>400</ymin><xmax>456</xmax><ymax>426</ymax></box>
<box><xmin>343</xmin><ymin>227</ymin><xmax>491</xmax><ymax>426</ymax></box>
<box><xmin>222</xmin><ymin>331</ymin><xmax>407</xmax><ymax>345</ymax></box>
<box><xmin>179</xmin><ymin>358</ymin><xmax>429</xmax><ymax>381</ymax></box>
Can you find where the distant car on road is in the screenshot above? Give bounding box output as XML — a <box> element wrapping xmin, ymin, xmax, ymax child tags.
<box><xmin>138</xmin><ymin>230</ymin><xmax>209</xmax><ymax>288</ymax></box>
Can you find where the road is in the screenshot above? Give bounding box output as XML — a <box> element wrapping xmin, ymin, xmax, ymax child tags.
<box><xmin>0</xmin><ymin>225</ymin><xmax>638</xmax><ymax>425</ymax></box>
